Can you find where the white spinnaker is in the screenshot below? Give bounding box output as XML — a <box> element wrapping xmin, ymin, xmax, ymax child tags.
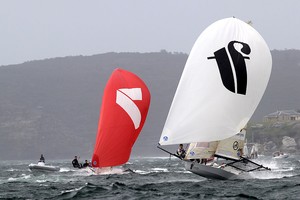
<box><xmin>159</xmin><ymin>18</ymin><xmax>272</xmax><ymax>145</ymax></box>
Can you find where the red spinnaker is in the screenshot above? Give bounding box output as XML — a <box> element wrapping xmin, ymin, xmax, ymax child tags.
<box><xmin>92</xmin><ymin>68</ymin><xmax>151</xmax><ymax>167</ymax></box>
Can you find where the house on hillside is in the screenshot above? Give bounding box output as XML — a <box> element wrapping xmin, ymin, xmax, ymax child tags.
<box><xmin>263</xmin><ymin>110</ymin><xmax>300</xmax><ymax>122</ymax></box>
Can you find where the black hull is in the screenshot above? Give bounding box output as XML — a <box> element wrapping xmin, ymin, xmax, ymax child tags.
<box><xmin>185</xmin><ymin>161</ymin><xmax>238</xmax><ymax>180</ymax></box>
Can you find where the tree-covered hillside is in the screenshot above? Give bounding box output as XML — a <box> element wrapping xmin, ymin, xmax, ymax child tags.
<box><xmin>1</xmin><ymin>50</ymin><xmax>300</xmax><ymax>159</ymax></box>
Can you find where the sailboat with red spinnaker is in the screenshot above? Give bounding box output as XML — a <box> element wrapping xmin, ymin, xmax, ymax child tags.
<box><xmin>91</xmin><ymin>68</ymin><xmax>150</xmax><ymax>174</ymax></box>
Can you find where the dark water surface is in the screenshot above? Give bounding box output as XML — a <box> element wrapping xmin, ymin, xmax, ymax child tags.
<box><xmin>1</xmin><ymin>156</ymin><xmax>300</xmax><ymax>199</ymax></box>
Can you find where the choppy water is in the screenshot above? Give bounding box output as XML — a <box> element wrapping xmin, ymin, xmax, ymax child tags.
<box><xmin>1</xmin><ymin>155</ymin><xmax>300</xmax><ymax>199</ymax></box>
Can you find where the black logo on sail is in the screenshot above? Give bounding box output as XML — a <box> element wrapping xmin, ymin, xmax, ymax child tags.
<box><xmin>208</xmin><ymin>41</ymin><xmax>251</xmax><ymax>95</ymax></box>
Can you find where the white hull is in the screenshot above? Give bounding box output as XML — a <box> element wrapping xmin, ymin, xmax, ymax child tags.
<box><xmin>273</xmin><ymin>154</ymin><xmax>289</xmax><ymax>159</ymax></box>
<box><xmin>29</xmin><ymin>162</ymin><xmax>60</xmax><ymax>172</ymax></box>
<box><xmin>185</xmin><ymin>161</ymin><xmax>239</xmax><ymax>180</ymax></box>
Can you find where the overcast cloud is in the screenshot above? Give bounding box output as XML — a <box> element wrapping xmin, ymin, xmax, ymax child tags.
<box><xmin>1</xmin><ymin>0</ymin><xmax>299</xmax><ymax>66</ymax></box>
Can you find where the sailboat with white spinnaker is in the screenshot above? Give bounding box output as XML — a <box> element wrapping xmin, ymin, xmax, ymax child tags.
<box><xmin>157</xmin><ymin>17</ymin><xmax>272</xmax><ymax>179</ymax></box>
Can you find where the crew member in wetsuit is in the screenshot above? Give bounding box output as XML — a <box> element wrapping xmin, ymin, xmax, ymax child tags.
<box><xmin>40</xmin><ymin>154</ymin><xmax>45</xmax><ymax>163</ymax></box>
<box><xmin>72</xmin><ymin>156</ymin><xmax>82</xmax><ymax>168</ymax></box>
<box><xmin>176</xmin><ymin>144</ymin><xmax>186</xmax><ymax>159</ymax></box>
<box><xmin>82</xmin><ymin>160</ymin><xmax>90</xmax><ymax>168</ymax></box>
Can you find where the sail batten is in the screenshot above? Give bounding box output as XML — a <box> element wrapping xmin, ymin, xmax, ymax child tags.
<box><xmin>159</xmin><ymin>18</ymin><xmax>272</xmax><ymax>145</ymax></box>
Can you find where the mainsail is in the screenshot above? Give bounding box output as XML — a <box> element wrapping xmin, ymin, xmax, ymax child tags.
<box><xmin>159</xmin><ymin>17</ymin><xmax>272</xmax><ymax>145</ymax></box>
<box><xmin>186</xmin><ymin>142</ymin><xmax>219</xmax><ymax>160</ymax></box>
<box><xmin>92</xmin><ymin>68</ymin><xmax>151</xmax><ymax>168</ymax></box>
<box><xmin>215</xmin><ymin>129</ymin><xmax>247</xmax><ymax>160</ymax></box>
<box><xmin>185</xmin><ymin>129</ymin><xmax>246</xmax><ymax>160</ymax></box>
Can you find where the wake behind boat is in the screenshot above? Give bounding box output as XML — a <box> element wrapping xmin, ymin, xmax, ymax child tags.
<box><xmin>158</xmin><ymin>17</ymin><xmax>272</xmax><ymax>180</ymax></box>
<box><xmin>29</xmin><ymin>162</ymin><xmax>60</xmax><ymax>172</ymax></box>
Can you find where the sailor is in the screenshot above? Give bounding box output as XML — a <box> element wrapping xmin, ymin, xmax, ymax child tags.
<box><xmin>82</xmin><ymin>160</ymin><xmax>90</xmax><ymax>168</ymax></box>
<box><xmin>39</xmin><ymin>154</ymin><xmax>45</xmax><ymax>163</ymax></box>
<box><xmin>237</xmin><ymin>148</ymin><xmax>243</xmax><ymax>157</ymax></box>
<box><xmin>201</xmin><ymin>158</ymin><xmax>207</xmax><ymax>165</ymax></box>
<box><xmin>72</xmin><ymin>156</ymin><xmax>82</xmax><ymax>168</ymax></box>
<box><xmin>176</xmin><ymin>144</ymin><xmax>186</xmax><ymax>159</ymax></box>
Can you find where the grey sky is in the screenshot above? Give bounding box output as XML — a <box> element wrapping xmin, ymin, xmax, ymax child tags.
<box><xmin>1</xmin><ymin>0</ymin><xmax>299</xmax><ymax>66</ymax></box>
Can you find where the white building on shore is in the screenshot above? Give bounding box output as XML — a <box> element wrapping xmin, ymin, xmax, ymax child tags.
<box><xmin>263</xmin><ymin>110</ymin><xmax>300</xmax><ymax>122</ymax></box>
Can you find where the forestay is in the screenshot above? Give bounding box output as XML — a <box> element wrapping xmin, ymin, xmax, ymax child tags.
<box><xmin>159</xmin><ymin>17</ymin><xmax>272</xmax><ymax>145</ymax></box>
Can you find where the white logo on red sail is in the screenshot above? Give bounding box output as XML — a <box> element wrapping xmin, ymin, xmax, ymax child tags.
<box><xmin>116</xmin><ymin>88</ymin><xmax>142</xmax><ymax>129</ymax></box>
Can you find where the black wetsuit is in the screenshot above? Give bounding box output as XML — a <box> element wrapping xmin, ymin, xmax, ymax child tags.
<box><xmin>40</xmin><ymin>156</ymin><xmax>45</xmax><ymax>163</ymax></box>
<box><xmin>72</xmin><ymin>159</ymin><xmax>81</xmax><ymax>168</ymax></box>
<box><xmin>176</xmin><ymin>148</ymin><xmax>186</xmax><ymax>159</ymax></box>
<box><xmin>82</xmin><ymin>162</ymin><xmax>89</xmax><ymax>168</ymax></box>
